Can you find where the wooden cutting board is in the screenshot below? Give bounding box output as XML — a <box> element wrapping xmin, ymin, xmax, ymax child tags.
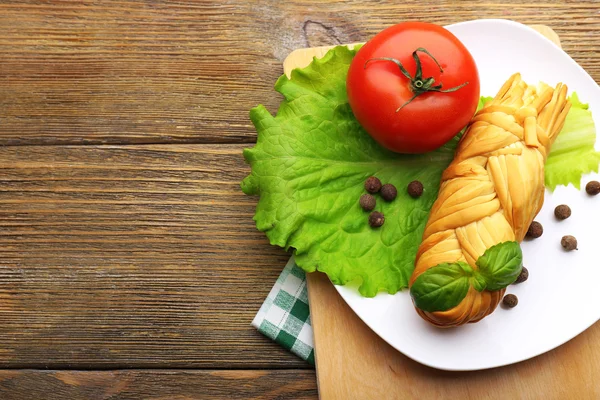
<box><xmin>283</xmin><ymin>25</ymin><xmax>600</xmax><ymax>399</ymax></box>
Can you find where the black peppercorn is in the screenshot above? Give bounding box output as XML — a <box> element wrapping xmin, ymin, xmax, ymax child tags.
<box><xmin>502</xmin><ymin>294</ymin><xmax>518</xmax><ymax>308</ymax></box>
<box><xmin>526</xmin><ymin>221</ymin><xmax>543</xmax><ymax>238</ymax></box>
<box><xmin>554</xmin><ymin>204</ymin><xmax>571</xmax><ymax>220</ymax></box>
<box><xmin>586</xmin><ymin>180</ymin><xmax>600</xmax><ymax>196</ymax></box>
<box><xmin>407</xmin><ymin>180</ymin><xmax>423</xmax><ymax>198</ymax></box>
<box><xmin>368</xmin><ymin>211</ymin><xmax>385</xmax><ymax>228</ymax></box>
<box><xmin>514</xmin><ymin>266</ymin><xmax>529</xmax><ymax>284</ymax></box>
<box><xmin>365</xmin><ymin>176</ymin><xmax>382</xmax><ymax>194</ymax></box>
<box><xmin>359</xmin><ymin>194</ymin><xmax>376</xmax><ymax>211</ymax></box>
<box><xmin>561</xmin><ymin>235</ymin><xmax>578</xmax><ymax>251</ymax></box>
<box><xmin>380</xmin><ymin>184</ymin><xmax>397</xmax><ymax>202</ymax></box>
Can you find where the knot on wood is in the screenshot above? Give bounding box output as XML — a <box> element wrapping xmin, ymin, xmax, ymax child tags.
<box><xmin>302</xmin><ymin>20</ymin><xmax>342</xmax><ymax>47</ymax></box>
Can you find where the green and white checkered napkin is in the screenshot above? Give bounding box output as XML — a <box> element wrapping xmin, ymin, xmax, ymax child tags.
<box><xmin>252</xmin><ymin>256</ymin><xmax>315</xmax><ymax>365</ymax></box>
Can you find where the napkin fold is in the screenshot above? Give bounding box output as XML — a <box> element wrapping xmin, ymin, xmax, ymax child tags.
<box><xmin>252</xmin><ymin>256</ymin><xmax>315</xmax><ymax>365</ymax></box>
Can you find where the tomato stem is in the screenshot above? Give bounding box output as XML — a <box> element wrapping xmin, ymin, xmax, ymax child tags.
<box><xmin>364</xmin><ymin>47</ymin><xmax>469</xmax><ymax>112</ymax></box>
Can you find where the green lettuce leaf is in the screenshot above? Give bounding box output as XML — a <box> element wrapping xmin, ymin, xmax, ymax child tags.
<box><xmin>545</xmin><ymin>93</ymin><xmax>600</xmax><ymax>190</ymax></box>
<box><xmin>478</xmin><ymin>96</ymin><xmax>494</xmax><ymax>110</ymax></box>
<box><xmin>241</xmin><ymin>46</ymin><xmax>458</xmax><ymax>296</ymax></box>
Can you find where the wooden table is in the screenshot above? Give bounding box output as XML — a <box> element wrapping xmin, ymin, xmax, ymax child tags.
<box><xmin>0</xmin><ymin>1</ymin><xmax>597</xmax><ymax>398</ymax></box>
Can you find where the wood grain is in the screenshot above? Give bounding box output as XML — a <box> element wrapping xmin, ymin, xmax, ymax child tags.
<box><xmin>0</xmin><ymin>143</ymin><xmax>305</xmax><ymax>369</ymax></box>
<box><xmin>307</xmin><ymin>272</ymin><xmax>599</xmax><ymax>400</ymax></box>
<box><xmin>0</xmin><ymin>1</ymin><xmax>599</xmax><ymax>396</ymax></box>
<box><xmin>0</xmin><ymin>369</ymin><xmax>318</xmax><ymax>400</ymax></box>
<box><xmin>0</xmin><ymin>1</ymin><xmax>599</xmax><ymax>145</ymax></box>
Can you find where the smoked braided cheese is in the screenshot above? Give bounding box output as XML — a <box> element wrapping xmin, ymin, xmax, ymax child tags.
<box><xmin>409</xmin><ymin>73</ymin><xmax>571</xmax><ymax>327</ymax></box>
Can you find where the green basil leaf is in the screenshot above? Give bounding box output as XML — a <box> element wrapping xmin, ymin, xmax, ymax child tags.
<box><xmin>475</xmin><ymin>241</ymin><xmax>523</xmax><ymax>291</ymax></box>
<box><xmin>470</xmin><ymin>274</ymin><xmax>487</xmax><ymax>292</ymax></box>
<box><xmin>410</xmin><ymin>262</ymin><xmax>473</xmax><ymax>312</ymax></box>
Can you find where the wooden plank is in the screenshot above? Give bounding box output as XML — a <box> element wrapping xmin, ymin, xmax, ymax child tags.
<box><xmin>0</xmin><ymin>369</ymin><xmax>318</xmax><ymax>400</ymax></box>
<box><xmin>0</xmin><ymin>1</ymin><xmax>599</xmax><ymax>145</ymax></box>
<box><xmin>308</xmin><ymin>272</ymin><xmax>599</xmax><ymax>400</ymax></box>
<box><xmin>0</xmin><ymin>143</ymin><xmax>307</xmax><ymax>369</ymax></box>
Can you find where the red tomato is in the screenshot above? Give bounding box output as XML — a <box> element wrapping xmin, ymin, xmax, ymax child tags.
<box><xmin>347</xmin><ymin>22</ymin><xmax>480</xmax><ymax>154</ymax></box>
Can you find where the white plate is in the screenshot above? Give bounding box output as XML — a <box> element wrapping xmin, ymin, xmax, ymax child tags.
<box><xmin>335</xmin><ymin>19</ymin><xmax>600</xmax><ymax>371</ymax></box>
